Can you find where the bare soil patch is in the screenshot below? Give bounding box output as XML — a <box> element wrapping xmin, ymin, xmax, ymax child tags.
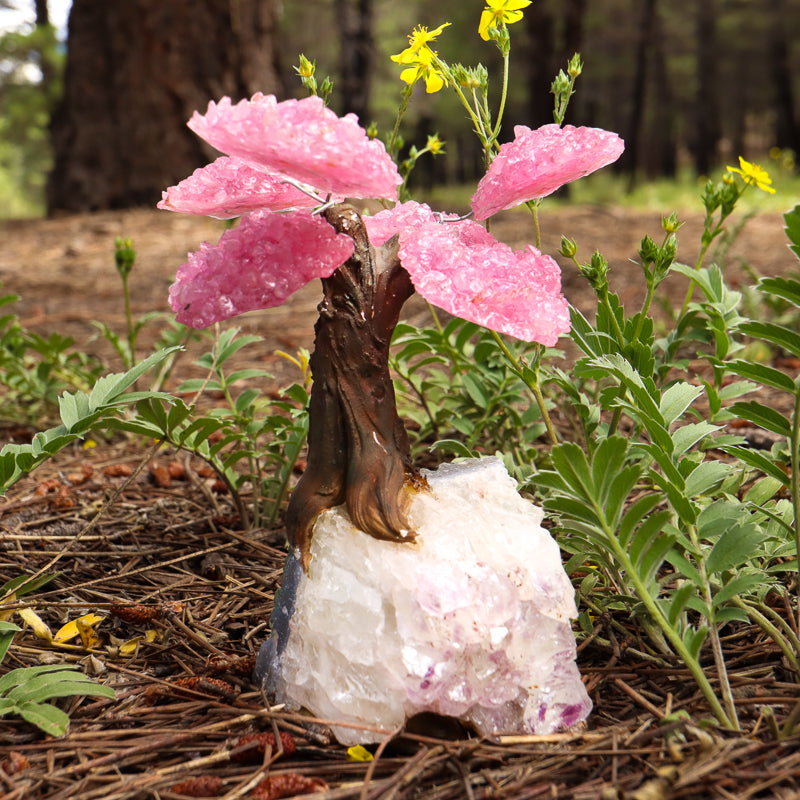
<box><xmin>0</xmin><ymin>207</ymin><xmax>799</xmax><ymax>799</ymax></box>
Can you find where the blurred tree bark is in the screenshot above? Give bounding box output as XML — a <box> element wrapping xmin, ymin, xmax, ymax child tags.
<box><xmin>523</xmin><ymin>0</ymin><xmax>585</xmax><ymax>128</ymax></box>
<box><xmin>334</xmin><ymin>0</ymin><xmax>373</xmax><ymax>122</ymax></box>
<box><xmin>769</xmin><ymin>0</ymin><xmax>799</xmax><ymax>153</ymax></box>
<box><xmin>47</xmin><ymin>0</ymin><xmax>282</xmax><ymax>213</ymax></box>
<box><xmin>690</xmin><ymin>0</ymin><xmax>720</xmax><ymax>175</ymax></box>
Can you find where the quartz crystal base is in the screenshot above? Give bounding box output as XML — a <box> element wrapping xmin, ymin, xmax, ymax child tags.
<box><xmin>256</xmin><ymin>457</ymin><xmax>592</xmax><ymax>745</ymax></box>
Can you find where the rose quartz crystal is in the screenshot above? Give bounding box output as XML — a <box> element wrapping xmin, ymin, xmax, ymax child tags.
<box><xmin>364</xmin><ymin>201</ymin><xmax>457</xmax><ymax>246</ymax></box>
<box><xmin>168</xmin><ymin>210</ymin><xmax>354</xmax><ymax>328</ymax></box>
<box><xmin>187</xmin><ymin>93</ymin><xmax>402</xmax><ymax>201</ymax></box>
<box><xmin>471</xmin><ymin>124</ymin><xmax>625</xmax><ymax>220</ymax></box>
<box><xmin>158</xmin><ymin>157</ymin><xmax>322</xmax><ymax>219</ymax></box>
<box><xmin>399</xmin><ymin>218</ymin><xmax>569</xmax><ymax>346</ymax></box>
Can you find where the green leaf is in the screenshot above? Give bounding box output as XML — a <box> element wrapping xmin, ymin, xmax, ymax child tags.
<box><xmin>628</xmin><ymin>510</ymin><xmax>671</xmax><ymax>570</ymax></box>
<box><xmin>591</xmin><ymin>436</ymin><xmax>630</xmax><ymax>506</ymax></box>
<box><xmin>88</xmin><ymin>346</ymin><xmax>181</xmax><ymax>410</ymax></box>
<box><xmin>683</xmin><ymin>460</ymin><xmax>731</xmax><ymax>497</ymax></box>
<box><xmin>666</xmin><ymin>582</ymin><xmax>698</xmax><ymax>626</ymax></box>
<box><xmin>605</xmin><ymin>465</ymin><xmax>642</xmax><ymax>530</ymax></box>
<box><xmin>706</xmin><ymin>524</ymin><xmax>766</xmax><ymax>573</ymax></box>
<box><xmin>16</xmin><ymin>700</ymin><xmax>70</xmax><ymax>736</ymax></box>
<box><xmin>721</xmin><ymin>445</ymin><xmax>791</xmax><ymax>487</ymax></box>
<box><xmin>738</xmin><ymin>320</ymin><xmax>800</xmax><ymax>360</ymax></box>
<box><xmin>759</xmin><ymin>275</ymin><xmax>800</xmax><ymax>308</ymax></box>
<box><xmin>0</xmin><ymin>664</ymin><xmax>76</xmax><ymax>695</ymax></box>
<box><xmin>618</xmin><ymin>493</ymin><xmax>662</xmax><ymax>549</ymax></box>
<box><xmin>784</xmin><ymin>204</ymin><xmax>800</xmax><ymax>261</ymax></box>
<box><xmin>660</xmin><ymin>383</ymin><xmax>703</xmax><ymax>426</ymax></box>
<box><xmin>551</xmin><ymin>442</ymin><xmax>594</xmax><ymax>500</ymax></box>
<box><xmin>712</xmin><ymin>572</ymin><xmax>765</xmax><ymax>608</ymax></box>
<box><xmin>684</xmin><ymin>625</ymin><xmax>709</xmax><ymax>660</ymax></box>
<box><xmin>1</xmin><ymin>573</ymin><xmax>58</xmax><ymax>598</ymax></box>
<box><xmin>729</xmin><ymin>401</ymin><xmax>792</xmax><ymax>437</ymax></box>
<box><xmin>724</xmin><ymin>359</ymin><xmax>796</xmax><ymax>394</ymax></box>
<box><xmin>671</xmin><ymin>422</ymin><xmax>720</xmax><ymax>458</ymax></box>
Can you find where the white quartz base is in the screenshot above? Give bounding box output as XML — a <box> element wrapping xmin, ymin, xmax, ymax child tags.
<box><xmin>261</xmin><ymin>457</ymin><xmax>592</xmax><ymax>745</ymax></box>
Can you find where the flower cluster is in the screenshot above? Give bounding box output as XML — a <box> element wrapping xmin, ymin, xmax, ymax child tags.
<box><xmin>390</xmin><ymin>23</ymin><xmax>450</xmax><ymax>93</ymax></box>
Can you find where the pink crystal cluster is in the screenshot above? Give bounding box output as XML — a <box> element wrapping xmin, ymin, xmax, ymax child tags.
<box><xmin>168</xmin><ymin>211</ymin><xmax>355</xmax><ymax>329</ymax></box>
<box><xmin>161</xmin><ymin>93</ymin><xmax>624</xmax><ymax>344</ymax></box>
<box><xmin>364</xmin><ymin>201</ymin><xmax>569</xmax><ymax>344</ymax></box>
<box><xmin>471</xmin><ymin>124</ymin><xmax>625</xmax><ymax>220</ymax></box>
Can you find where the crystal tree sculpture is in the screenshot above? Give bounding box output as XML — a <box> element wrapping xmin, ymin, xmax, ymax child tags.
<box><xmin>160</xmin><ymin>91</ymin><xmax>623</xmax><ymax>740</ymax></box>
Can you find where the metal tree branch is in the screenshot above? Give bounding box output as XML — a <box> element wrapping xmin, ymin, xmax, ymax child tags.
<box><xmin>285</xmin><ymin>205</ymin><xmax>424</xmax><ymax>568</ymax></box>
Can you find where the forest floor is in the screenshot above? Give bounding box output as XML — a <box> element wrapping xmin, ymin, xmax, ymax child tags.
<box><xmin>1</xmin><ymin>205</ymin><xmax>799</xmax><ymax>799</ymax></box>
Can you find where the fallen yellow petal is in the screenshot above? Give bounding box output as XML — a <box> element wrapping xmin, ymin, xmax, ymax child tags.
<box><xmin>18</xmin><ymin>607</ymin><xmax>53</xmax><ymax>642</ymax></box>
<box><xmin>54</xmin><ymin>614</ymin><xmax>105</xmax><ymax>644</ymax></box>
<box><xmin>347</xmin><ymin>745</ymin><xmax>374</xmax><ymax>762</ymax></box>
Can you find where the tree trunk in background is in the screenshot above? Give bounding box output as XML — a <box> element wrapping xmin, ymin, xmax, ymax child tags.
<box><xmin>47</xmin><ymin>0</ymin><xmax>281</xmax><ymax>213</ymax></box>
<box><xmin>34</xmin><ymin>0</ymin><xmax>49</xmax><ymax>26</ymax></box>
<box><xmin>524</xmin><ymin>2</ymin><xmax>556</xmax><ymax>128</ymax></box>
<box><xmin>622</xmin><ymin>0</ymin><xmax>656</xmax><ymax>188</ymax></box>
<box><xmin>334</xmin><ymin>0</ymin><xmax>373</xmax><ymax>123</ymax></box>
<box><xmin>648</xmin><ymin>6</ymin><xmax>676</xmax><ymax>177</ymax></box>
<box><xmin>769</xmin><ymin>0</ymin><xmax>799</xmax><ymax>153</ymax></box>
<box><xmin>691</xmin><ymin>0</ymin><xmax>720</xmax><ymax>175</ymax></box>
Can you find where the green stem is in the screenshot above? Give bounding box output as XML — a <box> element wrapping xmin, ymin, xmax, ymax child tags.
<box><xmin>387</xmin><ymin>84</ymin><xmax>413</xmax><ymax>160</ymax></box>
<box><xmin>490</xmin><ymin>50</ymin><xmax>511</xmax><ymax>143</ymax></box>
<box><xmin>490</xmin><ymin>331</ymin><xmax>558</xmax><ymax>445</ymax></box>
<box><xmin>731</xmin><ymin>597</ymin><xmax>800</xmax><ymax>672</ymax></box>
<box><xmin>601</xmin><ymin>528</ymin><xmax>734</xmax><ymax>728</ymax></box>
<box><xmin>121</xmin><ymin>272</ymin><xmax>134</xmax><ymax>367</ymax></box>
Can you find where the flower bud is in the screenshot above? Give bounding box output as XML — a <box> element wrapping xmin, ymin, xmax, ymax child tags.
<box><xmin>114</xmin><ymin>237</ymin><xmax>136</xmax><ymax>277</ymax></box>
<box><xmin>295</xmin><ymin>54</ymin><xmax>315</xmax><ymax>80</ymax></box>
<box><xmin>567</xmin><ymin>53</ymin><xmax>583</xmax><ymax>78</ymax></box>
<box><xmin>559</xmin><ymin>236</ymin><xmax>577</xmax><ymax>258</ymax></box>
<box><xmin>661</xmin><ymin>211</ymin><xmax>680</xmax><ymax>233</ymax></box>
<box><xmin>638</xmin><ymin>234</ymin><xmax>659</xmax><ymax>266</ymax></box>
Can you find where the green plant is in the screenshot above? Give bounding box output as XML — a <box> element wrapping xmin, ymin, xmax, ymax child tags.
<box><xmin>0</xmin><ymin>347</ymin><xmax>179</xmax><ymax>492</ymax></box>
<box><xmin>0</xmin><ymin>576</ymin><xmax>115</xmax><ymax>737</ymax></box>
<box><xmin>108</xmin><ymin>328</ymin><xmax>310</xmax><ymax>528</ymax></box>
<box><xmin>0</xmin><ymin>284</ymin><xmax>104</xmax><ymax>423</ymax></box>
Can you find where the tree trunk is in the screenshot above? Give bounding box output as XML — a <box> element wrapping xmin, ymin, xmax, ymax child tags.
<box><xmin>622</xmin><ymin>0</ymin><xmax>656</xmax><ymax>189</ymax></box>
<box><xmin>691</xmin><ymin>0</ymin><xmax>720</xmax><ymax>175</ymax></box>
<box><xmin>285</xmin><ymin>205</ymin><xmax>423</xmax><ymax>569</ymax></box>
<box><xmin>47</xmin><ymin>0</ymin><xmax>282</xmax><ymax>213</ymax></box>
<box><xmin>768</xmin><ymin>0</ymin><xmax>799</xmax><ymax>153</ymax></box>
<box><xmin>334</xmin><ymin>0</ymin><xmax>373</xmax><ymax>123</ymax></box>
<box><xmin>524</xmin><ymin>2</ymin><xmax>556</xmax><ymax>127</ymax></box>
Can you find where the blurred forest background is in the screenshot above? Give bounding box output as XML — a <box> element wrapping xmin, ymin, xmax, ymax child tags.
<box><xmin>0</xmin><ymin>0</ymin><xmax>798</xmax><ymax>218</ymax></box>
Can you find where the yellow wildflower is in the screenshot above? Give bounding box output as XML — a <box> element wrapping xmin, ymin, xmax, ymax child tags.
<box><xmin>479</xmin><ymin>0</ymin><xmax>532</xmax><ymax>41</ymax></box>
<box><xmin>726</xmin><ymin>156</ymin><xmax>776</xmax><ymax>194</ymax></box>
<box><xmin>396</xmin><ymin>47</ymin><xmax>447</xmax><ymax>94</ymax></box>
<box><xmin>426</xmin><ymin>134</ymin><xmax>445</xmax><ymax>155</ymax></box>
<box><xmin>392</xmin><ymin>22</ymin><xmax>450</xmax><ymax>64</ymax></box>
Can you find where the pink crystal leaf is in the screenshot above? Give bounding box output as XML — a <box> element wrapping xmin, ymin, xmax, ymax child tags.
<box><xmin>169</xmin><ymin>210</ymin><xmax>355</xmax><ymax>329</ymax></box>
<box><xmin>188</xmin><ymin>93</ymin><xmax>402</xmax><ymax>201</ymax></box>
<box><xmin>398</xmin><ymin>219</ymin><xmax>570</xmax><ymax>346</ymax></box>
<box><xmin>471</xmin><ymin>124</ymin><xmax>625</xmax><ymax>220</ymax></box>
<box><xmin>158</xmin><ymin>156</ymin><xmax>322</xmax><ymax>219</ymax></box>
<box><xmin>363</xmin><ymin>200</ymin><xmax>458</xmax><ymax>247</ymax></box>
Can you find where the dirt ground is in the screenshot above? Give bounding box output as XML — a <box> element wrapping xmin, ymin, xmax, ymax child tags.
<box><xmin>1</xmin><ymin>205</ymin><xmax>799</xmax><ymax>799</ymax></box>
